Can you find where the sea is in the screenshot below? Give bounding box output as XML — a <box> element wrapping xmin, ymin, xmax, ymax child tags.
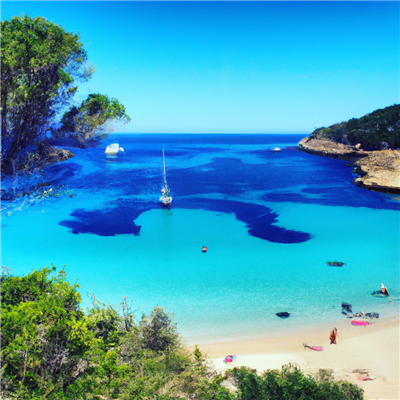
<box><xmin>1</xmin><ymin>134</ymin><xmax>399</xmax><ymax>344</ymax></box>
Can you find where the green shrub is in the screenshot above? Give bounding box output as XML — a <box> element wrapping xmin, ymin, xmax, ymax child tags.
<box><xmin>231</xmin><ymin>364</ymin><xmax>364</xmax><ymax>400</ymax></box>
<box><xmin>0</xmin><ymin>267</ymin><xmax>234</xmax><ymax>399</ymax></box>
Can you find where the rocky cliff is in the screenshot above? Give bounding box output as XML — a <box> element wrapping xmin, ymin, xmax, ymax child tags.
<box><xmin>353</xmin><ymin>150</ymin><xmax>400</xmax><ymax>194</ymax></box>
<box><xmin>299</xmin><ymin>137</ymin><xmax>400</xmax><ymax>194</ymax></box>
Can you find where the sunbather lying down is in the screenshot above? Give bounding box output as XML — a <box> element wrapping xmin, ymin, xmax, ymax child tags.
<box><xmin>303</xmin><ymin>343</ymin><xmax>323</xmax><ymax>351</ymax></box>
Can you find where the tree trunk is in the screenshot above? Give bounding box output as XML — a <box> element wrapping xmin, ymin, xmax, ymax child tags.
<box><xmin>1</xmin><ymin>102</ymin><xmax>7</xmax><ymax>138</ymax></box>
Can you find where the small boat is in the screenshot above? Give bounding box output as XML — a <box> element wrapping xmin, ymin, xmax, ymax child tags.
<box><xmin>351</xmin><ymin>320</ymin><xmax>370</xmax><ymax>326</ymax></box>
<box><xmin>105</xmin><ymin>143</ymin><xmax>124</xmax><ymax>156</ymax></box>
<box><xmin>202</xmin><ymin>246</ymin><xmax>207</xmax><ymax>253</ymax></box>
<box><xmin>159</xmin><ymin>148</ymin><xmax>172</xmax><ymax>206</ymax></box>
<box><xmin>273</xmin><ymin>147</ymin><xmax>281</xmax><ymax>153</ymax></box>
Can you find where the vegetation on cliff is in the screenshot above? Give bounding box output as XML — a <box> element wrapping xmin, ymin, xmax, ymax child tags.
<box><xmin>1</xmin><ymin>267</ymin><xmax>364</xmax><ymax>399</ymax></box>
<box><xmin>1</xmin><ymin>15</ymin><xmax>130</xmax><ymax>175</ymax></box>
<box><xmin>310</xmin><ymin>104</ymin><xmax>400</xmax><ymax>150</ymax></box>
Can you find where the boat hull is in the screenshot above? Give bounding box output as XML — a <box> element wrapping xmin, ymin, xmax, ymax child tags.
<box><xmin>159</xmin><ymin>196</ymin><xmax>172</xmax><ymax>206</ymax></box>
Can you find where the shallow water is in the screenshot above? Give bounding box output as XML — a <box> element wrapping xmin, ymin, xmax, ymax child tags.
<box><xmin>2</xmin><ymin>134</ymin><xmax>399</xmax><ymax>343</ymax></box>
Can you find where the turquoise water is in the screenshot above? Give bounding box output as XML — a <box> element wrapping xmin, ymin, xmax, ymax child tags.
<box><xmin>2</xmin><ymin>134</ymin><xmax>399</xmax><ymax>343</ymax></box>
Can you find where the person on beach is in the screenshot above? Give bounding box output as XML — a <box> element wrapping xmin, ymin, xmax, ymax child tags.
<box><xmin>329</xmin><ymin>327</ymin><xmax>337</xmax><ymax>344</ymax></box>
<box><xmin>380</xmin><ymin>283</ymin><xmax>389</xmax><ymax>296</ymax></box>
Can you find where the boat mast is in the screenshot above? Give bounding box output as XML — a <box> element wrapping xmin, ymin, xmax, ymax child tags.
<box><xmin>163</xmin><ymin>148</ymin><xmax>167</xmax><ymax>185</ymax></box>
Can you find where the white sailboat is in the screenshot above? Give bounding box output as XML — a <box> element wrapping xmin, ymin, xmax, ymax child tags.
<box><xmin>159</xmin><ymin>148</ymin><xmax>173</xmax><ymax>206</ymax></box>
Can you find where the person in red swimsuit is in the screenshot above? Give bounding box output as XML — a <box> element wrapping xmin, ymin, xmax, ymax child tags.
<box><xmin>381</xmin><ymin>283</ymin><xmax>389</xmax><ymax>296</ymax></box>
<box><xmin>329</xmin><ymin>327</ymin><xmax>337</xmax><ymax>344</ymax></box>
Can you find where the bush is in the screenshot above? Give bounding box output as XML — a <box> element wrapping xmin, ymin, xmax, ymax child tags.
<box><xmin>0</xmin><ymin>267</ymin><xmax>233</xmax><ymax>399</ymax></box>
<box><xmin>231</xmin><ymin>364</ymin><xmax>364</xmax><ymax>400</ymax></box>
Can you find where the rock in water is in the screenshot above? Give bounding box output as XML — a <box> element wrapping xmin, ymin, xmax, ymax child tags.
<box><xmin>276</xmin><ymin>312</ymin><xmax>290</xmax><ymax>318</ymax></box>
<box><xmin>364</xmin><ymin>312</ymin><xmax>379</xmax><ymax>319</ymax></box>
<box><xmin>341</xmin><ymin>302</ymin><xmax>352</xmax><ymax>313</ymax></box>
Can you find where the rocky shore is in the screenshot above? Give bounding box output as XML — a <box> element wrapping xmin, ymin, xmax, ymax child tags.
<box><xmin>298</xmin><ymin>137</ymin><xmax>400</xmax><ymax>194</ymax></box>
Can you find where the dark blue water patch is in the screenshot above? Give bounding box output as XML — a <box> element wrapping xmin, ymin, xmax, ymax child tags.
<box><xmin>169</xmin><ymin>157</ymin><xmax>268</xmax><ymax>196</ymax></box>
<box><xmin>175</xmin><ymin>198</ymin><xmax>312</xmax><ymax>243</ymax></box>
<box><xmin>118</xmin><ymin>148</ymin><xmax>184</xmax><ymax>158</ymax></box>
<box><xmin>59</xmin><ymin>197</ymin><xmax>312</xmax><ymax>243</ymax></box>
<box><xmin>46</xmin><ymin>134</ymin><xmax>399</xmax><ymax>213</ymax></box>
<box><xmin>58</xmin><ymin>200</ymin><xmax>156</xmax><ymax>236</ymax></box>
<box><xmin>72</xmin><ymin>168</ymin><xmax>160</xmax><ymax>194</ymax></box>
<box><xmin>176</xmin><ymin>146</ymin><xmax>228</xmax><ymax>154</ymax></box>
<box><xmin>45</xmin><ymin>162</ymin><xmax>83</xmax><ymax>181</ymax></box>
<box><xmin>111</xmin><ymin>133</ymin><xmax>306</xmax><ymax>146</ymax></box>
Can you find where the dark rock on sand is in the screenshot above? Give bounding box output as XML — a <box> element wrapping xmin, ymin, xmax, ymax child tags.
<box><xmin>364</xmin><ymin>312</ymin><xmax>379</xmax><ymax>319</ymax></box>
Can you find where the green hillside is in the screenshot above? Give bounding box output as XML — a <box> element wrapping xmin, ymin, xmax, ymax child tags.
<box><xmin>310</xmin><ymin>104</ymin><xmax>400</xmax><ymax>150</ymax></box>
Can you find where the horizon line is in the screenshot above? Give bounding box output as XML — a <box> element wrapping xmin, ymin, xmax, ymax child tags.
<box><xmin>111</xmin><ymin>132</ymin><xmax>310</xmax><ymax>135</ymax></box>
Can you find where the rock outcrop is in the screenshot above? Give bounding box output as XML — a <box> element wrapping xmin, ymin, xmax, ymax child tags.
<box><xmin>298</xmin><ymin>137</ymin><xmax>367</xmax><ymax>161</ymax></box>
<box><xmin>45</xmin><ymin>145</ymin><xmax>74</xmax><ymax>164</ymax></box>
<box><xmin>298</xmin><ymin>137</ymin><xmax>400</xmax><ymax>194</ymax></box>
<box><xmin>353</xmin><ymin>150</ymin><xmax>400</xmax><ymax>194</ymax></box>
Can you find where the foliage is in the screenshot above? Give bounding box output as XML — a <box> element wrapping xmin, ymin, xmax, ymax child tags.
<box><xmin>231</xmin><ymin>364</ymin><xmax>364</xmax><ymax>400</ymax></box>
<box><xmin>0</xmin><ymin>267</ymin><xmax>232</xmax><ymax>399</ymax></box>
<box><xmin>1</xmin><ymin>15</ymin><xmax>93</xmax><ymax>173</ymax></box>
<box><xmin>0</xmin><ymin>266</ymin><xmax>94</xmax><ymax>399</ymax></box>
<box><xmin>1</xmin><ymin>15</ymin><xmax>130</xmax><ymax>174</ymax></box>
<box><xmin>1</xmin><ymin>267</ymin><xmax>365</xmax><ymax>399</ymax></box>
<box><xmin>54</xmin><ymin>93</ymin><xmax>131</xmax><ymax>148</ymax></box>
<box><xmin>310</xmin><ymin>104</ymin><xmax>400</xmax><ymax>150</ymax></box>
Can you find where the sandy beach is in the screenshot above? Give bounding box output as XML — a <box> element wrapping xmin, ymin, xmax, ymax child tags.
<box><xmin>195</xmin><ymin>315</ymin><xmax>399</xmax><ymax>400</ymax></box>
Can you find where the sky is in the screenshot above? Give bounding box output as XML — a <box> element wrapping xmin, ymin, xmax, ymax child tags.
<box><xmin>1</xmin><ymin>1</ymin><xmax>399</xmax><ymax>134</ymax></box>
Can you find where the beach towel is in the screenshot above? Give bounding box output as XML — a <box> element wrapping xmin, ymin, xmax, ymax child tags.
<box><xmin>352</xmin><ymin>320</ymin><xmax>370</xmax><ymax>326</ymax></box>
<box><xmin>357</xmin><ymin>375</ymin><xmax>374</xmax><ymax>381</ymax></box>
<box><xmin>223</xmin><ymin>355</ymin><xmax>237</xmax><ymax>363</ymax></box>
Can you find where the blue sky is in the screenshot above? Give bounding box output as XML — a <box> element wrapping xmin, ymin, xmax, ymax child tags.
<box><xmin>2</xmin><ymin>1</ymin><xmax>399</xmax><ymax>134</ymax></box>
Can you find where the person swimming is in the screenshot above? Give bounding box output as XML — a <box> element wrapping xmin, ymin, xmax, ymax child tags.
<box><xmin>380</xmin><ymin>283</ymin><xmax>389</xmax><ymax>296</ymax></box>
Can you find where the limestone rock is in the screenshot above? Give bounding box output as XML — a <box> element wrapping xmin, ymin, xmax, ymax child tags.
<box><xmin>353</xmin><ymin>150</ymin><xmax>400</xmax><ymax>194</ymax></box>
<box><xmin>298</xmin><ymin>138</ymin><xmax>400</xmax><ymax>194</ymax></box>
<box><xmin>298</xmin><ymin>138</ymin><xmax>367</xmax><ymax>161</ymax></box>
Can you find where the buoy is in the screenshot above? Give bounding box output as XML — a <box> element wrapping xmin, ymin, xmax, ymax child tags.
<box><xmin>202</xmin><ymin>246</ymin><xmax>207</xmax><ymax>253</ymax></box>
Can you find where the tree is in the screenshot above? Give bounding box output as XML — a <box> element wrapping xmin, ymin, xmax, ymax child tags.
<box><xmin>1</xmin><ymin>267</ymin><xmax>233</xmax><ymax>399</ymax></box>
<box><xmin>0</xmin><ymin>266</ymin><xmax>96</xmax><ymax>398</ymax></box>
<box><xmin>1</xmin><ymin>15</ymin><xmax>94</xmax><ymax>173</ymax></box>
<box><xmin>54</xmin><ymin>93</ymin><xmax>131</xmax><ymax>148</ymax></box>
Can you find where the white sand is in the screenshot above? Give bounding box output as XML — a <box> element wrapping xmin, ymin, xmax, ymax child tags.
<box><xmin>194</xmin><ymin>315</ymin><xmax>399</xmax><ymax>400</ymax></box>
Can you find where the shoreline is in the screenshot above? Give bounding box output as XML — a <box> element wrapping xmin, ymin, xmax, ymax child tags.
<box><xmin>193</xmin><ymin>314</ymin><xmax>399</xmax><ymax>400</ymax></box>
<box><xmin>298</xmin><ymin>137</ymin><xmax>400</xmax><ymax>194</ymax></box>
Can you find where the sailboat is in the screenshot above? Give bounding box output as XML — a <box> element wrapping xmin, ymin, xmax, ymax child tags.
<box><xmin>159</xmin><ymin>148</ymin><xmax>173</xmax><ymax>206</ymax></box>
